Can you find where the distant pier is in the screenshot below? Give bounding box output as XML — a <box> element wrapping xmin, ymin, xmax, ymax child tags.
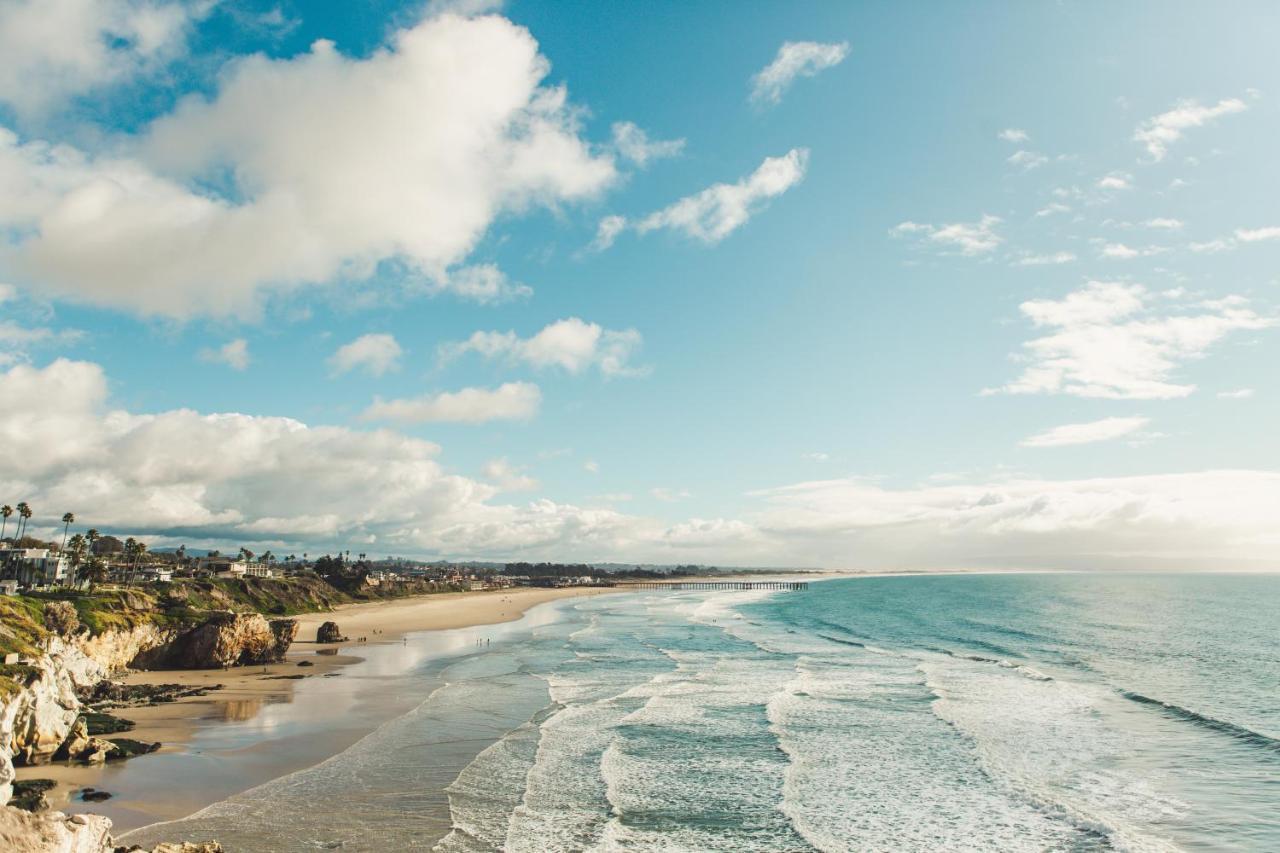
<box><xmin>617</xmin><ymin>580</ymin><xmax>807</xmax><ymax>591</ymax></box>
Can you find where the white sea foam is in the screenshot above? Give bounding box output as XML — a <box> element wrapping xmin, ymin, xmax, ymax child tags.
<box><xmin>920</xmin><ymin>654</ymin><xmax>1188</xmax><ymax>852</ymax></box>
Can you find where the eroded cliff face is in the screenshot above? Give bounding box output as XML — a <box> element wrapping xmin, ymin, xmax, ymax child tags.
<box><xmin>133</xmin><ymin>614</ymin><xmax>298</xmax><ymax>670</ymax></box>
<box><xmin>0</xmin><ymin>612</ymin><xmax>299</xmax><ymax>806</ymax></box>
<box><xmin>0</xmin><ymin>805</ymin><xmax>113</xmax><ymax>853</ymax></box>
<box><xmin>0</xmin><ymin>803</ymin><xmax>223</xmax><ymax>852</ymax></box>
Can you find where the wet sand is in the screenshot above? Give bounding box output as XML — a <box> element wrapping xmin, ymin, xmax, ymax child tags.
<box><xmin>15</xmin><ymin>585</ymin><xmax>610</xmax><ymax>829</ymax></box>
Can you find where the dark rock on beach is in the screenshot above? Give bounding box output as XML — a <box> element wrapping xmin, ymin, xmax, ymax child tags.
<box><xmin>316</xmin><ymin>621</ymin><xmax>347</xmax><ymax>644</ymax></box>
<box><xmin>10</xmin><ymin>779</ymin><xmax>55</xmax><ymax>812</ymax></box>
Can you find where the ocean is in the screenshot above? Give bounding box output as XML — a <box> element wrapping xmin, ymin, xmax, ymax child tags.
<box><xmin>122</xmin><ymin>573</ymin><xmax>1280</xmax><ymax>852</ymax></box>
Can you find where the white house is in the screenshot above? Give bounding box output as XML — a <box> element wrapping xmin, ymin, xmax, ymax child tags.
<box><xmin>0</xmin><ymin>548</ymin><xmax>70</xmax><ymax>587</ymax></box>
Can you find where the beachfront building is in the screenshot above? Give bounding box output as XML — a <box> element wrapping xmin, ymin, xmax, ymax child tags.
<box><xmin>194</xmin><ymin>557</ymin><xmax>273</xmax><ymax>579</ymax></box>
<box><xmin>0</xmin><ymin>548</ymin><xmax>70</xmax><ymax>587</ymax></box>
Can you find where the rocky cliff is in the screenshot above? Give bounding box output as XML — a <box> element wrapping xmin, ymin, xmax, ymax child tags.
<box><xmin>132</xmin><ymin>613</ymin><xmax>298</xmax><ymax>670</ymax></box>
<box><xmin>0</xmin><ymin>802</ymin><xmax>223</xmax><ymax>852</ymax></box>
<box><xmin>0</xmin><ymin>611</ymin><xmax>299</xmax><ymax>806</ymax></box>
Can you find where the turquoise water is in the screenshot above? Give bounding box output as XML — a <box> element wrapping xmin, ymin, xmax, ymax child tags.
<box><xmin>125</xmin><ymin>574</ymin><xmax>1280</xmax><ymax>851</ymax></box>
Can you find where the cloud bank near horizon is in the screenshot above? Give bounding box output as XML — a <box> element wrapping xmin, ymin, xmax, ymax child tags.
<box><xmin>2</xmin><ymin>358</ymin><xmax>1275</xmax><ymax>570</ymax></box>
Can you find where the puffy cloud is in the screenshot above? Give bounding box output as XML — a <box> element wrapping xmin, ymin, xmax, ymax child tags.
<box><xmin>998</xmin><ymin>128</ymin><xmax>1030</xmax><ymax>143</ymax></box>
<box><xmin>988</xmin><ymin>281</ymin><xmax>1274</xmax><ymax>399</ymax></box>
<box><xmin>4</xmin><ymin>359</ymin><xmax>1278</xmax><ymax>568</ymax></box>
<box><xmin>1234</xmin><ymin>225</ymin><xmax>1280</xmax><ymax>243</ymax></box>
<box><xmin>482</xmin><ymin>457</ymin><xmax>538</xmax><ymax>492</ymax></box>
<box><xmin>198</xmin><ymin>338</ymin><xmax>250</xmax><ymax>371</ymax></box>
<box><xmin>1134</xmin><ymin>97</ymin><xmax>1248</xmax><ymax>161</ymax></box>
<box><xmin>1007</xmin><ymin>150</ymin><xmax>1048</xmax><ymax>170</ymax></box>
<box><xmin>0</xmin><ymin>310</ymin><xmax>83</xmax><ymax>365</ymax></box>
<box><xmin>587</xmin><ymin>214</ymin><xmax>628</xmax><ymax>253</ymax></box>
<box><xmin>0</xmin><ymin>0</ymin><xmax>202</xmax><ymax>118</ymax></box>
<box><xmin>635</xmin><ymin>149</ymin><xmax>808</xmax><ymax>243</ymax></box>
<box><xmin>0</xmin><ymin>13</ymin><xmax>615</xmax><ymax>317</ymax></box>
<box><xmin>1217</xmin><ymin>388</ymin><xmax>1254</xmax><ymax>399</ymax></box>
<box><xmin>1100</xmin><ymin>242</ymin><xmax>1166</xmax><ymax>260</ymax></box>
<box><xmin>650</xmin><ymin>487</ymin><xmax>691</xmax><ymax>502</ymax></box>
<box><xmin>892</xmin><ymin>214</ymin><xmax>1002</xmax><ymax>256</ymax></box>
<box><xmin>1144</xmin><ymin>217</ymin><xmax>1183</xmax><ymax>230</ymax></box>
<box><xmin>328</xmin><ymin>333</ymin><xmax>402</xmax><ymax>377</ymax></box>
<box><xmin>1011</xmin><ymin>251</ymin><xmax>1076</xmax><ymax>267</ymax></box>
<box><xmin>749</xmin><ymin>470</ymin><xmax>1280</xmax><ymax>569</ymax></box>
<box><xmin>750</xmin><ymin>40</ymin><xmax>849</xmax><ymax>106</ymax></box>
<box><xmin>1035</xmin><ymin>203</ymin><xmax>1071</xmax><ymax>218</ymax></box>
<box><xmin>1096</xmin><ymin>172</ymin><xmax>1132</xmax><ymax>191</ymax></box>
<box><xmin>1020</xmin><ymin>416</ymin><xmax>1150</xmax><ymax>448</ymax></box>
<box><xmin>431</xmin><ymin>264</ymin><xmax>533</xmax><ymax>304</ymax></box>
<box><xmin>440</xmin><ymin>317</ymin><xmax>646</xmax><ymax>377</ymax></box>
<box><xmin>361</xmin><ymin>382</ymin><xmax>541</xmax><ymax>424</ymax></box>
<box><xmin>611</xmin><ymin>121</ymin><xmax>684</xmax><ymax>167</ymax></box>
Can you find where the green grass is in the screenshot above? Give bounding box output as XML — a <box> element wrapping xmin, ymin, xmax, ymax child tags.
<box><xmin>0</xmin><ymin>595</ymin><xmax>47</xmax><ymax>657</ymax></box>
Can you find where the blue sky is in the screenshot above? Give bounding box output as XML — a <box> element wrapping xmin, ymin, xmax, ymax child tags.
<box><xmin>1</xmin><ymin>0</ymin><xmax>1277</xmax><ymax>568</ymax></box>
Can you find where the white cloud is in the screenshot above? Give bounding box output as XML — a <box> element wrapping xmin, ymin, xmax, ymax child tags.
<box><xmin>1007</xmin><ymin>150</ymin><xmax>1048</xmax><ymax>170</ymax></box>
<box><xmin>1020</xmin><ymin>416</ymin><xmax>1150</xmax><ymax>448</ymax></box>
<box><xmin>328</xmin><ymin>333</ymin><xmax>402</xmax><ymax>377</ymax></box>
<box><xmin>4</xmin><ymin>359</ymin><xmax>1279</xmax><ymax>568</ymax></box>
<box><xmin>361</xmin><ymin>382</ymin><xmax>541</xmax><ymax>424</ymax></box>
<box><xmin>1100</xmin><ymin>242</ymin><xmax>1167</xmax><ymax>260</ymax></box>
<box><xmin>650</xmin><ymin>487</ymin><xmax>691</xmax><ymax>502</ymax></box>
<box><xmin>1012</xmin><ymin>251</ymin><xmax>1076</xmax><ymax>267</ymax></box>
<box><xmin>433</xmin><ymin>264</ymin><xmax>533</xmax><ymax>304</ymax></box>
<box><xmin>611</xmin><ymin>121</ymin><xmax>684</xmax><ymax>167</ymax></box>
<box><xmin>1234</xmin><ymin>226</ymin><xmax>1280</xmax><ymax>243</ymax></box>
<box><xmin>750</xmin><ymin>470</ymin><xmax>1280</xmax><ymax>569</ymax></box>
<box><xmin>1217</xmin><ymin>388</ymin><xmax>1254</xmax><ymax>399</ymax></box>
<box><xmin>1035</xmin><ymin>203</ymin><xmax>1071</xmax><ymax>218</ymax></box>
<box><xmin>1096</xmin><ymin>172</ymin><xmax>1132</xmax><ymax>191</ymax></box>
<box><xmin>587</xmin><ymin>214</ymin><xmax>628</xmax><ymax>253</ymax></box>
<box><xmin>0</xmin><ymin>0</ymin><xmax>203</xmax><ymax>118</ymax></box>
<box><xmin>198</xmin><ymin>338</ymin><xmax>250</xmax><ymax>371</ymax></box>
<box><xmin>482</xmin><ymin>457</ymin><xmax>538</xmax><ymax>492</ymax></box>
<box><xmin>803</xmin><ymin>452</ymin><xmax>830</xmax><ymax>462</ymax></box>
<box><xmin>989</xmin><ymin>281</ymin><xmax>1274</xmax><ymax>399</ymax></box>
<box><xmin>998</xmin><ymin>128</ymin><xmax>1030</xmax><ymax>143</ymax></box>
<box><xmin>440</xmin><ymin>317</ymin><xmax>645</xmax><ymax>378</ymax></box>
<box><xmin>1144</xmin><ymin>218</ymin><xmax>1184</xmax><ymax>230</ymax></box>
<box><xmin>635</xmin><ymin>149</ymin><xmax>808</xmax><ymax>243</ymax></box>
<box><xmin>749</xmin><ymin>40</ymin><xmax>849</xmax><ymax>106</ymax></box>
<box><xmin>1189</xmin><ymin>238</ymin><xmax>1233</xmax><ymax>254</ymax></box>
<box><xmin>583</xmin><ymin>459</ymin><xmax>599</xmax><ymax>474</ymax></box>
<box><xmin>892</xmin><ymin>214</ymin><xmax>1002</xmax><ymax>256</ymax></box>
<box><xmin>0</xmin><ymin>13</ymin><xmax>616</xmax><ymax>317</ymax></box>
<box><xmin>1134</xmin><ymin>97</ymin><xmax>1248</xmax><ymax>161</ymax></box>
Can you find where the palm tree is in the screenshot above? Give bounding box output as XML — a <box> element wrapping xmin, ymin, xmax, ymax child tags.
<box><xmin>82</xmin><ymin>557</ymin><xmax>108</xmax><ymax>591</ymax></box>
<box><xmin>123</xmin><ymin>537</ymin><xmax>138</xmax><ymax>586</ymax></box>
<box><xmin>60</xmin><ymin>512</ymin><xmax>75</xmax><ymax>553</ymax></box>
<box><xmin>15</xmin><ymin>502</ymin><xmax>31</xmax><ymax>541</ymax></box>
<box><xmin>66</xmin><ymin>534</ymin><xmax>87</xmax><ymax>588</ymax></box>
<box><xmin>1</xmin><ymin>505</ymin><xmax>11</xmax><ymax>541</ymax></box>
<box><xmin>128</xmin><ymin>540</ymin><xmax>147</xmax><ymax>586</ymax></box>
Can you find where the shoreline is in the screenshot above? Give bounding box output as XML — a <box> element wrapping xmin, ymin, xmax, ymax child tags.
<box><xmin>17</xmin><ymin>584</ymin><xmax>613</xmax><ymax>829</ymax></box>
<box><xmin>17</xmin><ymin>571</ymin><xmax>982</xmax><ymax>832</ymax></box>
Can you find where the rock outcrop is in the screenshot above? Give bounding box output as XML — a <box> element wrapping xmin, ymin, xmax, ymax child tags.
<box><xmin>0</xmin><ymin>803</ymin><xmax>223</xmax><ymax>852</ymax></box>
<box><xmin>0</xmin><ymin>805</ymin><xmax>112</xmax><ymax>853</ymax></box>
<box><xmin>316</xmin><ymin>621</ymin><xmax>346</xmax><ymax>643</ymax></box>
<box><xmin>133</xmin><ymin>614</ymin><xmax>298</xmax><ymax>670</ymax></box>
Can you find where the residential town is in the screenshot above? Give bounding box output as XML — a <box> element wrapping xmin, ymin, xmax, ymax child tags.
<box><xmin>0</xmin><ymin>502</ymin><xmax>609</xmax><ymax>595</ymax></box>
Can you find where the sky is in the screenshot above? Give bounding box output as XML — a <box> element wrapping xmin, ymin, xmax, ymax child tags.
<box><xmin>0</xmin><ymin>0</ymin><xmax>1278</xmax><ymax>570</ymax></box>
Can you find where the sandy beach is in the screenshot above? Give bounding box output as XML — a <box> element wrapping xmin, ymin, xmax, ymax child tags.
<box><xmin>16</xmin><ymin>585</ymin><xmax>612</xmax><ymax>826</ymax></box>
